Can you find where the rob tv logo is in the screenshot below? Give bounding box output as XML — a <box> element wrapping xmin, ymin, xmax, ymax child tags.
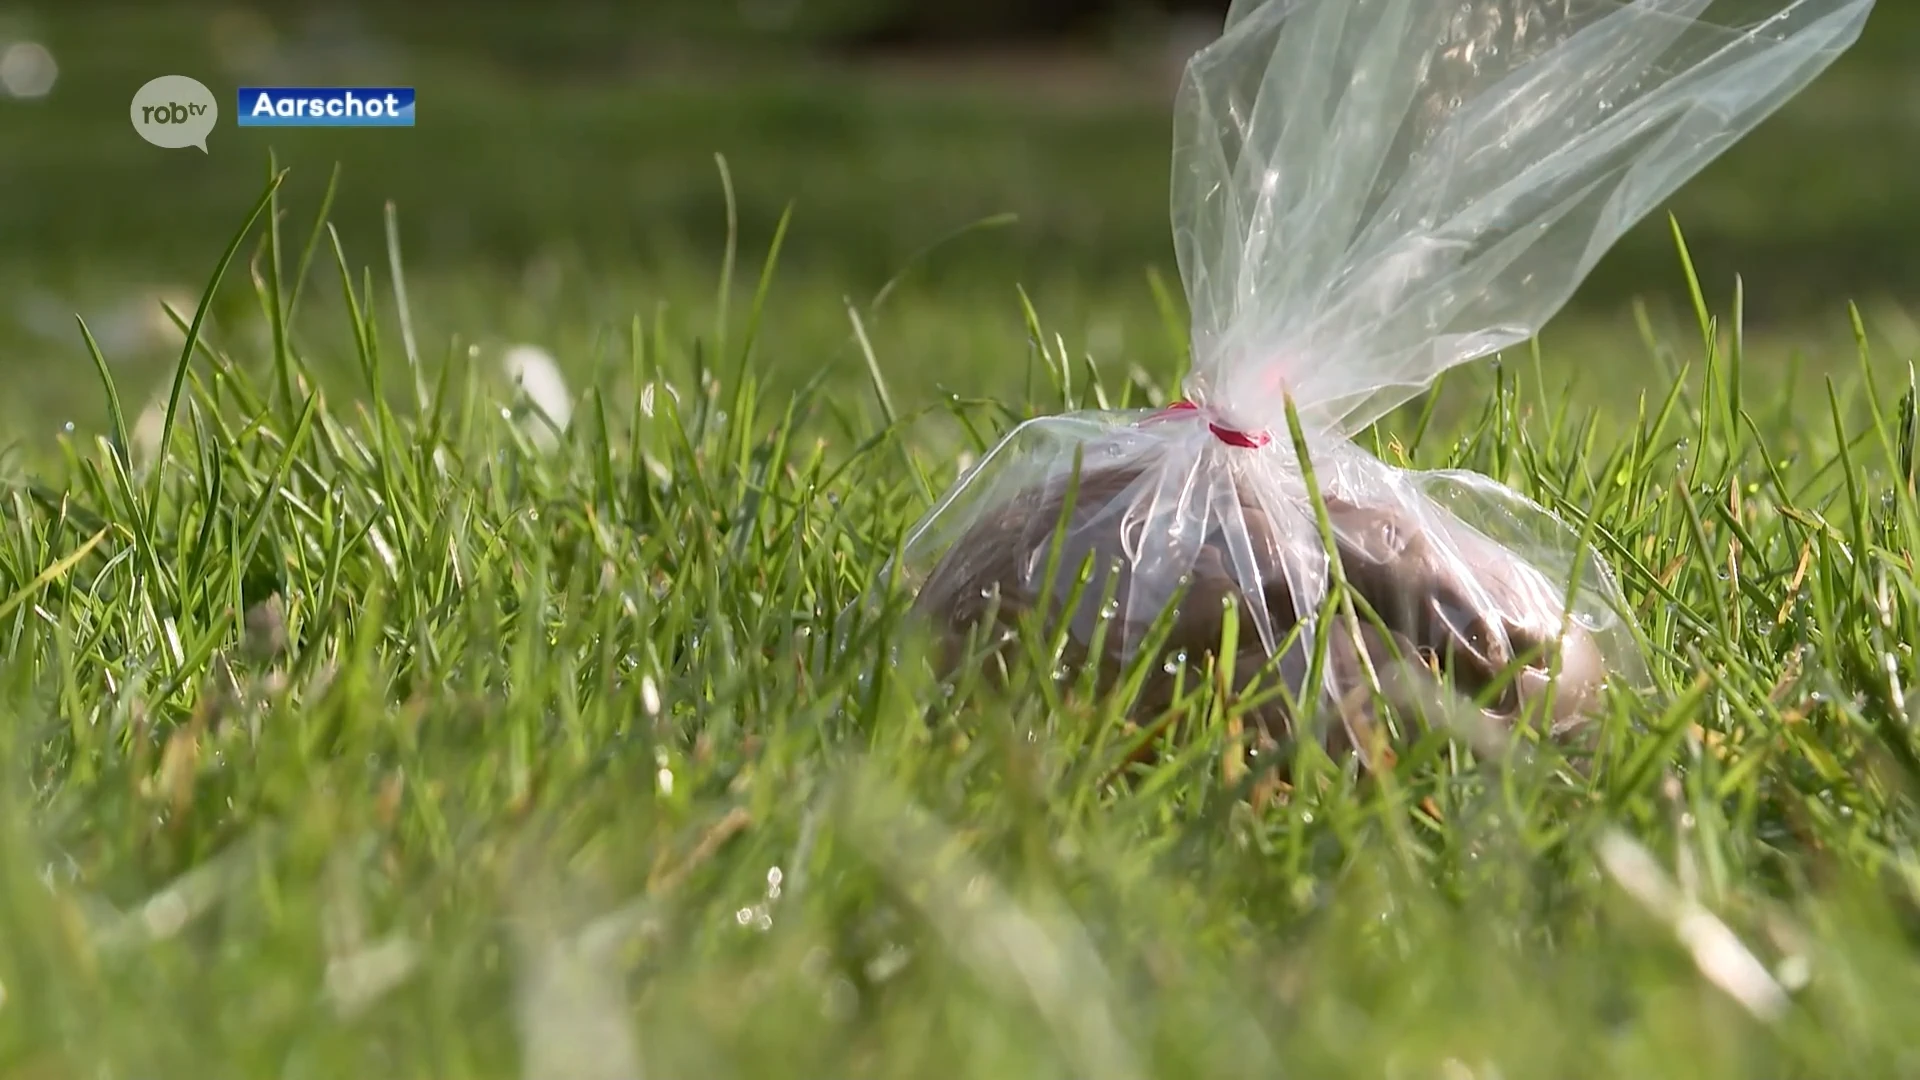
<box><xmin>130</xmin><ymin>75</ymin><xmax>219</xmax><ymax>152</ymax></box>
<box><xmin>142</xmin><ymin>100</ymin><xmax>208</xmax><ymax>126</ymax></box>
<box><xmin>237</xmin><ymin>86</ymin><xmax>415</xmax><ymax>127</ymax></box>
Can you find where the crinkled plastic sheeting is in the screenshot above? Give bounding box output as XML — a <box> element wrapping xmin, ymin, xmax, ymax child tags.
<box><xmin>895</xmin><ymin>0</ymin><xmax>1874</xmax><ymax>754</ymax></box>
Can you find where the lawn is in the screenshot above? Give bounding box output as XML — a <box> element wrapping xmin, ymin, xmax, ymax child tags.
<box><xmin>4</xmin><ymin>6</ymin><xmax>1920</xmax><ymax>1078</ymax></box>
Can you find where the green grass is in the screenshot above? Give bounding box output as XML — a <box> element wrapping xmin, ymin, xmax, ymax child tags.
<box><xmin>4</xmin><ymin>151</ymin><xmax>1920</xmax><ymax>1079</ymax></box>
<box><xmin>5</xmin><ymin>4</ymin><xmax>1920</xmax><ymax>439</ymax></box>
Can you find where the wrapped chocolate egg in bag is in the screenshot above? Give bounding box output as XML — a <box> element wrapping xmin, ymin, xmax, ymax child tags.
<box><xmin>896</xmin><ymin>0</ymin><xmax>1873</xmax><ymax>755</ymax></box>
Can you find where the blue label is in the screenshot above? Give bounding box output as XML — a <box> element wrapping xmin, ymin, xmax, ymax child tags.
<box><xmin>235</xmin><ymin>87</ymin><xmax>415</xmax><ymax>127</ymax></box>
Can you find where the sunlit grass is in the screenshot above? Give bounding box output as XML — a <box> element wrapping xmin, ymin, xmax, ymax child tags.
<box><xmin>2</xmin><ymin>161</ymin><xmax>1920</xmax><ymax>1078</ymax></box>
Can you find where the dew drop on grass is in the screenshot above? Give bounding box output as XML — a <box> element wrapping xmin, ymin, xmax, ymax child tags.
<box><xmin>655</xmin><ymin>746</ymin><xmax>674</xmax><ymax>795</ymax></box>
<box><xmin>60</xmin><ymin>421</ymin><xmax>73</xmax><ymax>434</ymax></box>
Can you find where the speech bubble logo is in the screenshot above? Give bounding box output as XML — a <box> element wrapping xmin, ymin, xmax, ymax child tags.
<box><xmin>130</xmin><ymin>75</ymin><xmax>218</xmax><ymax>152</ymax></box>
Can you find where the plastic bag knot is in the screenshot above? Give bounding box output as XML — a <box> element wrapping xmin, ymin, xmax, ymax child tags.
<box><xmin>1153</xmin><ymin>399</ymin><xmax>1271</xmax><ymax>449</ymax></box>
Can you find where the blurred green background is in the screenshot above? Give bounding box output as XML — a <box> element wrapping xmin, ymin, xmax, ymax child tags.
<box><xmin>0</xmin><ymin>1</ymin><xmax>1914</xmax><ymax>444</ymax></box>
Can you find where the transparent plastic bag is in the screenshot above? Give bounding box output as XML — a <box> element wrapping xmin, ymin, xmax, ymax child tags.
<box><xmin>896</xmin><ymin>0</ymin><xmax>1872</xmax><ymax>752</ymax></box>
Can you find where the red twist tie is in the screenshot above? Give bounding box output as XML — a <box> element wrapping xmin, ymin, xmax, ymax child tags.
<box><xmin>1150</xmin><ymin>399</ymin><xmax>1271</xmax><ymax>449</ymax></box>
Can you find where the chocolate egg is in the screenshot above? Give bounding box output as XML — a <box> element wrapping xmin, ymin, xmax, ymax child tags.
<box><xmin>912</xmin><ymin>462</ymin><xmax>1610</xmax><ymax>755</ymax></box>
